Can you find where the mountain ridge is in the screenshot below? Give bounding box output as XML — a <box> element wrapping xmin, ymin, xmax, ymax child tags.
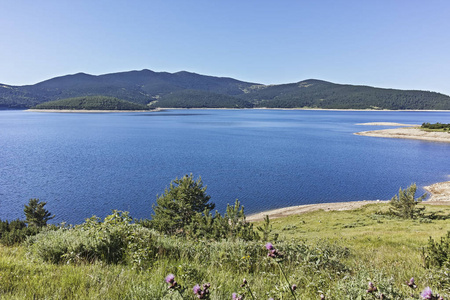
<box><xmin>1</xmin><ymin>69</ymin><xmax>449</xmax><ymax>110</ymax></box>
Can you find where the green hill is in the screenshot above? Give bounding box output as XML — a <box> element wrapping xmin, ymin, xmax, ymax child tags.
<box><xmin>149</xmin><ymin>90</ymin><xmax>252</xmax><ymax>108</ymax></box>
<box><xmin>33</xmin><ymin>96</ymin><xmax>149</xmax><ymax>111</ymax></box>
<box><xmin>241</xmin><ymin>80</ymin><xmax>450</xmax><ymax>110</ymax></box>
<box><xmin>2</xmin><ymin>70</ymin><xmax>450</xmax><ymax>110</ymax></box>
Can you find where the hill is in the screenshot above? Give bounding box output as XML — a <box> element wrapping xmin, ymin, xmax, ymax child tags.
<box><xmin>33</xmin><ymin>96</ymin><xmax>149</xmax><ymax>111</ymax></box>
<box><xmin>242</xmin><ymin>79</ymin><xmax>450</xmax><ymax>110</ymax></box>
<box><xmin>1</xmin><ymin>70</ymin><xmax>450</xmax><ymax>110</ymax></box>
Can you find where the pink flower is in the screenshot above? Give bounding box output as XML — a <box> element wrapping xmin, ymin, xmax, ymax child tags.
<box><xmin>165</xmin><ymin>274</ymin><xmax>175</xmax><ymax>284</ymax></box>
<box><xmin>265</xmin><ymin>242</ymin><xmax>274</xmax><ymax>250</ymax></box>
<box><xmin>193</xmin><ymin>284</ymin><xmax>201</xmax><ymax>294</ymax></box>
<box><xmin>421</xmin><ymin>287</ymin><xmax>433</xmax><ymax>299</ymax></box>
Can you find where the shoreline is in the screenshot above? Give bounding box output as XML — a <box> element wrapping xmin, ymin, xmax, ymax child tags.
<box><xmin>354</xmin><ymin>127</ymin><xmax>450</xmax><ymax>143</ymax></box>
<box><xmin>21</xmin><ymin>107</ymin><xmax>450</xmax><ymax>113</ymax></box>
<box><xmin>27</xmin><ymin>108</ymin><xmax>162</xmax><ymax>113</ymax></box>
<box><xmin>247</xmin><ymin>181</ymin><xmax>450</xmax><ymax>222</ymax></box>
<box><xmin>158</xmin><ymin>107</ymin><xmax>450</xmax><ymax>112</ymax></box>
<box><xmin>354</xmin><ymin>122</ymin><xmax>450</xmax><ymax>143</ymax></box>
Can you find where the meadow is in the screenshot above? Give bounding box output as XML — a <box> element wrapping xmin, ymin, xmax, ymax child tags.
<box><xmin>1</xmin><ymin>202</ymin><xmax>450</xmax><ymax>299</ymax></box>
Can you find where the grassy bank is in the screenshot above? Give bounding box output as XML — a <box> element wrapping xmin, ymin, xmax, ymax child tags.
<box><xmin>1</xmin><ymin>203</ymin><xmax>450</xmax><ymax>299</ymax></box>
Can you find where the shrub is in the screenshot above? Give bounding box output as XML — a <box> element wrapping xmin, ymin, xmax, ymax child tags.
<box><xmin>26</xmin><ymin>210</ymin><xmax>158</xmax><ymax>265</ymax></box>
<box><xmin>0</xmin><ymin>219</ymin><xmax>40</xmax><ymax>245</ymax></box>
<box><xmin>423</xmin><ymin>231</ymin><xmax>450</xmax><ymax>269</ymax></box>
<box><xmin>389</xmin><ymin>184</ymin><xmax>427</xmax><ymax>219</ymax></box>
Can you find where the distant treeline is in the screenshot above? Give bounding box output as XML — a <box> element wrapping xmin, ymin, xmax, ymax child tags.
<box><xmin>33</xmin><ymin>96</ymin><xmax>149</xmax><ymax>110</ymax></box>
<box><xmin>421</xmin><ymin>122</ymin><xmax>450</xmax><ymax>130</ymax></box>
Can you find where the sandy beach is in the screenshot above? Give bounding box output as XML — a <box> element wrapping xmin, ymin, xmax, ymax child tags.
<box><xmin>354</xmin><ymin>125</ymin><xmax>450</xmax><ymax>143</ymax></box>
<box><xmin>247</xmin><ymin>181</ymin><xmax>450</xmax><ymax>222</ymax></box>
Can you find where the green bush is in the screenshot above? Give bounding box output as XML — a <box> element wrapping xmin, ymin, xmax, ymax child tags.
<box><xmin>389</xmin><ymin>184</ymin><xmax>427</xmax><ymax>219</ymax></box>
<box><xmin>26</xmin><ymin>211</ymin><xmax>158</xmax><ymax>265</ymax></box>
<box><xmin>0</xmin><ymin>219</ymin><xmax>40</xmax><ymax>245</ymax></box>
<box><xmin>423</xmin><ymin>231</ymin><xmax>450</xmax><ymax>269</ymax></box>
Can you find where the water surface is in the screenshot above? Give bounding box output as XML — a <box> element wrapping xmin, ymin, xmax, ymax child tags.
<box><xmin>1</xmin><ymin>109</ymin><xmax>449</xmax><ymax>224</ymax></box>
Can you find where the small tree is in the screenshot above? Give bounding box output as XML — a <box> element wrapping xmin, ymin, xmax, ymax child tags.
<box><xmin>24</xmin><ymin>198</ymin><xmax>54</xmax><ymax>227</ymax></box>
<box><xmin>389</xmin><ymin>184</ymin><xmax>427</xmax><ymax>219</ymax></box>
<box><xmin>151</xmin><ymin>174</ymin><xmax>215</xmax><ymax>234</ymax></box>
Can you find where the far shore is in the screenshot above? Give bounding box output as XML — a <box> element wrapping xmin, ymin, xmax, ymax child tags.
<box><xmin>23</xmin><ymin>107</ymin><xmax>450</xmax><ymax>113</ymax></box>
<box><xmin>27</xmin><ymin>108</ymin><xmax>162</xmax><ymax>113</ymax></box>
<box><xmin>247</xmin><ymin>181</ymin><xmax>450</xmax><ymax>222</ymax></box>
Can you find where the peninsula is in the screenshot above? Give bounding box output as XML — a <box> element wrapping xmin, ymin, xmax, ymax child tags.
<box><xmin>354</xmin><ymin>123</ymin><xmax>450</xmax><ymax>143</ymax></box>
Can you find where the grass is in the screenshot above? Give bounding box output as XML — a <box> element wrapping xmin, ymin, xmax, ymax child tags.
<box><xmin>1</xmin><ymin>203</ymin><xmax>450</xmax><ymax>299</ymax></box>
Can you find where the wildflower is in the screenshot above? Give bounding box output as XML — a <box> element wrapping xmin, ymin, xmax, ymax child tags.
<box><xmin>320</xmin><ymin>294</ymin><xmax>325</xmax><ymax>300</ymax></box>
<box><xmin>265</xmin><ymin>243</ymin><xmax>283</xmax><ymax>259</ymax></box>
<box><xmin>419</xmin><ymin>287</ymin><xmax>442</xmax><ymax>300</ymax></box>
<box><xmin>367</xmin><ymin>282</ymin><xmax>377</xmax><ymax>293</ymax></box>
<box><xmin>232</xmin><ymin>292</ymin><xmax>244</xmax><ymax>300</ymax></box>
<box><xmin>406</xmin><ymin>277</ymin><xmax>417</xmax><ymax>289</ymax></box>
<box><xmin>240</xmin><ymin>278</ymin><xmax>248</xmax><ymax>288</ymax></box>
<box><xmin>265</xmin><ymin>242</ymin><xmax>274</xmax><ymax>250</ymax></box>
<box><xmin>292</xmin><ymin>284</ymin><xmax>297</xmax><ymax>291</ymax></box>
<box><xmin>165</xmin><ymin>274</ymin><xmax>180</xmax><ymax>290</ymax></box>
<box><xmin>165</xmin><ymin>274</ymin><xmax>175</xmax><ymax>284</ymax></box>
<box><xmin>193</xmin><ymin>282</ymin><xmax>211</xmax><ymax>299</ymax></box>
<box><xmin>421</xmin><ymin>287</ymin><xmax>433</xmax><ymax>299</ymax></box>
<box><xmin>193</xmin><ymin>284</ymin><xmax>201</xmax><ymax>294</ymax></box>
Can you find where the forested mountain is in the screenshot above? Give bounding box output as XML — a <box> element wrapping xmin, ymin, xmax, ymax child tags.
<box><xmin>1</xmin><ymin>70</ymin><xmax>450</xmax><ymax>110</ymax></box>
<box><xmin>33</xmin><ymin>96</ymin><xmax>149</xmax><ymax>111</ymax></box>
<box><xmin>242</xmin><ymin>80</ymin><xmax>450</xmax><ymax>110</ymax></box>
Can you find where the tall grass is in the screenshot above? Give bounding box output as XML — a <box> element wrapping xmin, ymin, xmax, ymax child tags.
<box><xmin>1</xmin><ymin>203</ymin><xmax>449</xmax><ymax>299</ymax></box>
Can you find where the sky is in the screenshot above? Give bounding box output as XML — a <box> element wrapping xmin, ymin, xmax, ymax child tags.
<box><xmin>1</xmin><ymin>0</ymin><xmax>449</xmax><ymax>95</ymax></box>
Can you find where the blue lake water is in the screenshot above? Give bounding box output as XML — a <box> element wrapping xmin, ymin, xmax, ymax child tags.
<box><xmin>0</xmin><ymin>109</ymin><xmax>449</xmax><ymax>224</ymax></box>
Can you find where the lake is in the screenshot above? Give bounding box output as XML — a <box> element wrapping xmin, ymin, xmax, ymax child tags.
<box><xmin>1</xmin><ymin>109</ymin><xmax>449</xmax><ymax>224</ymax></box>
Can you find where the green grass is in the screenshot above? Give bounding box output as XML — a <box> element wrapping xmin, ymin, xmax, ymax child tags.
<box><xmin>1</xmin><ymin>203</ymin><xmax>450</xmax><ymax>299</ymax></box>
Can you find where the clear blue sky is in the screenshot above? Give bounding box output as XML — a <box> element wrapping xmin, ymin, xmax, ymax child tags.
<box><xmin>1</xmin><ymin>1</ymin><xmax>449</xmax><ymax>95</ymax></box>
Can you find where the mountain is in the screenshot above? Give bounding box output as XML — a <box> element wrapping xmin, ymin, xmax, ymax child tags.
<box><xmin>1</xmin><ymin>70</ymin><xmax>450</xmax><ymax>110</ymax></box>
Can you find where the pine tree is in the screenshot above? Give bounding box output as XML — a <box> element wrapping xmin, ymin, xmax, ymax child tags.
<box><xmin>389</xmin><ymin>184</ymin><xmax>427</xmax><ymax>219</ymax></box>
<box><xmin>24</xmin><ymin>198</ymin><xmax>54</xmax><ymax>227</ymax></box>
<box><xmin>151</xmin><ymin>174</ymin><xmax>215</xmax><ymax>234</ymax></box>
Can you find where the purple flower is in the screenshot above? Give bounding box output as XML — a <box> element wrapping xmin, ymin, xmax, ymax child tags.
<box><xmin>292</xmin><ymin>284</ymin><xmax>297</xmax><ymax>291</ymax></box>
<box><xmin>407</xmin><ymin>277</ymin><xmax>417</xmax><ymax>289</ymax></box>
<box><xmin>232</xmin><ymin>293</ymin><xmax>243</xmax><ymax>300</ymax></box>
<box><xmin>265</xmin><ymin>242</ymin><xmax>274</xmax><ymax>250</ymax></box>
<box><xmin>421</xmin><ymin>287</ymin><xmax>433</xmax><ymax>299</ymax></box>
<box><xmin>367</xmin><ymin>282</ymin><xmax>377</xmax><ymax>293</ymax></box>
<box><xmin>193</xmin><ymin>284</ymin><xmax>201</xmax><ymax>294</ymax></box>
<box><xmin>165</xmin><ymin>274</ymin><xmax>175</xmax><ymax>284</ymax></box>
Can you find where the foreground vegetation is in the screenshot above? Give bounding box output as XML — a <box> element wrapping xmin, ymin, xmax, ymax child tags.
<box><xmin>1</xmin><ymin>178</ymin><xmax>450</xmax><ymax>299</ymax></box>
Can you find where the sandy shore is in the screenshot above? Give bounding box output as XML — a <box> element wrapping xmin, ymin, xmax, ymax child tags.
<box><xmin>247</xmin><ymin>181</ymin><xmax>450</xmax><ymax>222</ymax></box>
<box><xmin>424</xmin><ymin>181</ymin><xmax>450</xmax><ymax>203</ymax></box>
<box><xmin>27</xmin><ymin>109</ymin><xmax>161</xmax><ymax>113</ymax></box>
<box><xmin>355</xmin><ymin>122</ymin><xmax>419</xmax><ymax>126</ymax></box>
<box><xmin>246</xmin><ymin>200</ymin><xmax>387</xmax><ymax>222</ymax></box>
<box><xmin>355</xmin><ymin>127</ymin><xmax>450</xmax><ymax>143</ymax></box>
